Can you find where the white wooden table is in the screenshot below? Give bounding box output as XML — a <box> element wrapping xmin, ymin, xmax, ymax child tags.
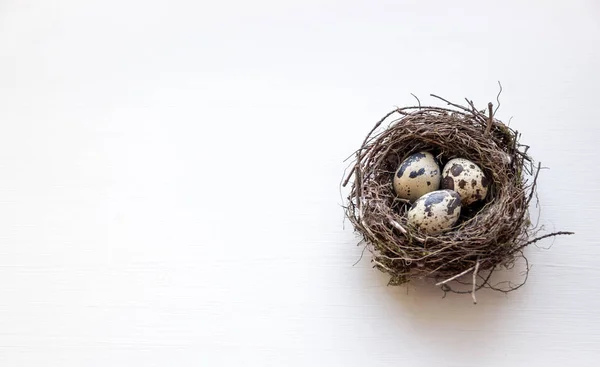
<box><xmin>1</xmin><ymin>1</ymin><xmax>598</xmax><ymax>366</ymax></box>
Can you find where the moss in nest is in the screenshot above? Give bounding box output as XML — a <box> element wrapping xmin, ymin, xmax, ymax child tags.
<box><xmin>342</xmin><ymin>93</ymin><xmax>573</xmax><ymax>302</ymax></box>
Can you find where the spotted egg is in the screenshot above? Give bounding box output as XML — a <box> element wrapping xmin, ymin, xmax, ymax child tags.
<box><xmin>407</xmin><ymin>190</ymin><xmax>462</xmax><ymax>235</ymax></box>
<box><xmin>441</xmin><ymin>158</ymin><xmax>489</xmax><ymax>205</ymax></box>
<box><xmin>393</xmin><ymin>152</ymin><xmax>441</xmax><ymax>202</ymax></box>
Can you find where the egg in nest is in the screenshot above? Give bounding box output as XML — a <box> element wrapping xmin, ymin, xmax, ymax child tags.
<box><xmin>441</xmin><ymin>158</ymin><xmax>489</xmax><ymax>205</ymax></box>
<box><xmin>407</xmin><ymin>190</ymin><xmax>462</xmax><ymax>235</ymax></box>
<box><xmin>393</xmin><ymin>152</ymin><xmax>441</xmax><ymax>202</ymax></box>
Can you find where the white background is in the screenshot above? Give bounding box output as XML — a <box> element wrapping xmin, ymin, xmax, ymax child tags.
<box><xmin>1</xmin><ymin>0</ymin><xmax>599</xmax><ymax>366</ymax></box>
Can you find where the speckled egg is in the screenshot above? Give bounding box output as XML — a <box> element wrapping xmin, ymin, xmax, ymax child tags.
<box><xmin>393</xmin><ymin>152</ymin><xmax>441</xmax><ymax>202</ymax></box>
<box><xmin>441</xmin><ymin>158</ymin><xmax>489</xmax><ymax>205</ymax></box>
<box><xmin>407</xmin><ymin>190</ymin><xmax>462</xmax><ymax>235</ymax></box>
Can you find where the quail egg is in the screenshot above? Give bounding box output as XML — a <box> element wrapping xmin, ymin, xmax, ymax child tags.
<box><xmin>393</xmin><ymin>151</ymin><xmax>441</xmax><ymax>202</ymax></box>
<box><xmin>407</xmin><ymin>190</ymin><xmax>462</xmax><ymax>235</ymax></box>
<box><xmin>441</xmin><ymin>158</ymin><xmax>489</xmax><ymax>205</ymax></box>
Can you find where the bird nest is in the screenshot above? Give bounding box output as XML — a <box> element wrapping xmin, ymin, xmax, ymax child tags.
<box><xmin>342</xmin><ymin>94</ymin><xmax>573</xmax><ymax>301</ymax></box>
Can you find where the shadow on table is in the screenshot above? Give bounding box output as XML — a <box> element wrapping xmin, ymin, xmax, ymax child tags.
<box><xmin>351</xmin><ymin>260</ymin><xmax>532</xmax><ymax>363</ymax></box>
<box><xmin>367</xmin><ymin>256</ymin><xmax>531</xmax><ymax>335</ymax></box>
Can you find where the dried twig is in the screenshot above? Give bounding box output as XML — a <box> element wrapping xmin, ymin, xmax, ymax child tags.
<box><xmin>435</xmin><ymin>266</ymin><xmax>475</xmax><ymax>286</ymax></box>
<box><xmin>472</xmin><ymin>260</ymin><xmax>481</xmax><ymax>304</ymax></box>
<box><xmin>494</xmin><ymin>81</ymin><xmax>503</xmax><ymax>116</ymax></box>
<box><xmin>485</xmin><ymin>102</ymin><xmax>494</xmax><ymax>136</ymax></box>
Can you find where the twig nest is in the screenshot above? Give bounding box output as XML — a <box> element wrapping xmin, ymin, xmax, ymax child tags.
<box><xmin>342</xmin><ymin>96</ymin><xmax>573</xmax><ymax>297</ymax></box>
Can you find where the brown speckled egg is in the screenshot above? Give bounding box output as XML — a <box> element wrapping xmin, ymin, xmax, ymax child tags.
<box><xmin>393</xmin><ymin>152</ymin><xmax>441</xmax><ymax>202</ymax></box>
<box><xmin>441</xmin><ymin>158</ymin><xmax>489</xmax><ymax>205</ymax></box>
<box><xmin>407</xmin><ymin>190</ymin><xmax>462</xmax><ymax>235</ymax></box>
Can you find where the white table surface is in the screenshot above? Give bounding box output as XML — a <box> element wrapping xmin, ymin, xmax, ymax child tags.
<box><xmin>1</xmin><ymin>1</ymin><xmax>599</xmax><ymax>366</ymax></box>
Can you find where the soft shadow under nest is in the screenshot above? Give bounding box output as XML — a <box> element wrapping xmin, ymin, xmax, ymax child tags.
<box><xmin>342</xmin><ymin>95</ymin><xmax>573</xmax><ymax>300</ymax></box>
